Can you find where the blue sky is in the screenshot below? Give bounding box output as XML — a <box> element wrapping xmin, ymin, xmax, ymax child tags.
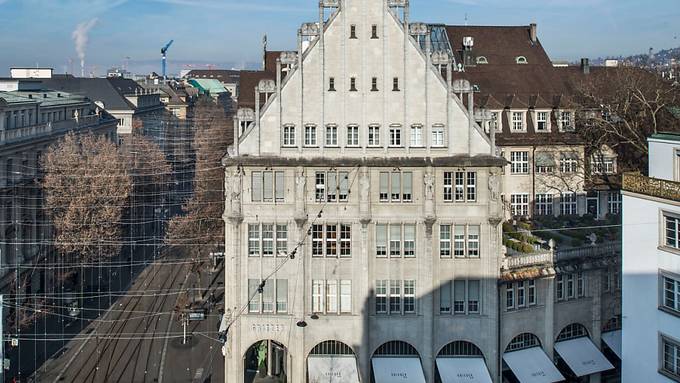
<box><xmin>0</xmin><ymin>0</ymin><xmax>678</xmax><ymax>76</ymax></box>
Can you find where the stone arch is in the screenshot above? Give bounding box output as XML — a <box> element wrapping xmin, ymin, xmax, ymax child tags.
<box><xmin>556</xmin><ymin>323</ymin><xmax>589</xmax><ymax>342</ymax></box>
<box><xmin>505</xmin><ymin>332</ymin><xmax>542</xmax><ymax>352</ymax></box>
<box><xmin>372</xmin><ymin>340</ymin><xmax>420</xmax><ymax>357</ymax></box>
<box><xmin>435</xmin><ymin>340</ymin><xmax>487</xmax><ymax>383</ymax></box>
<box><xmin>307</xmin><ymin>340</ymin><xmax>359</xmax><ymax>383</ymax></box>
<box><xmin>243</xmin><ymin>339</ymin><xmax>288</xmax><ymax>383</ymax></box>
<box><xmin>308</xmin><ymin>340</ymin><xmax>356</xmax><ymax>356</ymax></box>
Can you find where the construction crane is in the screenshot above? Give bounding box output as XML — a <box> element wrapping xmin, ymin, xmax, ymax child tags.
<box><xmin>161</xmin><ymin>40</ymin><xmax>174</xmax><ymax>80</ymax></box>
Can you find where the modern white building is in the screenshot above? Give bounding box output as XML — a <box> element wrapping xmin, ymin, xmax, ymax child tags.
<box><xmin>622</xmin><ymin>133</ymin><xmax>680</xmax><ymax>382</ymax></box>
<box><xmin>223</xmin><ymin>1</ymin><xmax>621</xmax><ymax>383</ymax></box>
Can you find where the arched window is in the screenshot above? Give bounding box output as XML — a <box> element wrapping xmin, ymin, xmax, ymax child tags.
<box><xmin>374</xmin><ymin>340</ymin><xmax>418</xmax><ymax>356</ymax></box>
<box><xmin>438</xmin><ymin>341</ymin><xmax>483</xmax><ymax>357</ymax></box>
<box><xmin>506</xmin><ymin>333</ymin><xmax>541</xmax><ymax>352</ymax></box>
<box><xmin>515</xmin><ymin>56</ymin><xmax>528</xmax><ymax>64</ymax></box>
<box><xmin>310</xmin><ymin>340</ymin><xmax>355</xmax><ymax>355</ymax></box>
<box><xmin>476</xmin><ymin>56</ymin><xmax>488</xmax><ymax>64</ymax></box>
<box><xmin>556</xmin><ymin>323</ymin><xmax>589</xmax><ymax>341</ymax></box>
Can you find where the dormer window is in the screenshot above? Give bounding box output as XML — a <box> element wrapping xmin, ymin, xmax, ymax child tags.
<box><xmin>476</xmin><ymin>56</ymin><xmax>488</xmax><ymax>64</ymax></box>
<box><xmin>371</xmin><ymin>25</ymin><xmax>379</xmax><ymax>39</ymax></box>
<box><xmin>350</xmin><ymin>25</ymin><xmax>357</xmax><ymax>39</ymax></box>
<box><xmin>560</xmin><ymin>111</ymin><xmax>574</xmax><ymax>131</ymax></box>
<box><xmin>535</xmin><ymin>111</ymin><xmax>550</xmax><ymax>132</ymax></box>
<box><xmin>371</xmin><ymin>77</ymin><xmax>378</xmax><ymax>92</ymax></box>
<box><xmin>511</xmin><ymin>111</ymin><xmax>526</xmax><ymax>132</ymax></box>
<box><xmin>350</xmin><ymin>77</ymin><xmax>358</xmax><ymax>92</ymax></box>
<box><xmin>515</xmin><ymin>56</ymin><xmax>528</xmax><ymax>64</ymax></box>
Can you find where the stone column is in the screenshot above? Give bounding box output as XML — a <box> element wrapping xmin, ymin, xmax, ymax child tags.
<box><xmin>590</xmin><ymin>270</ymin><xmax>602</xmax><ymax>383</ymax></box>
<box><xmin>544</xmin><ymin>276</ymin><xmax>555</xmax><ymax>359</ymax></box>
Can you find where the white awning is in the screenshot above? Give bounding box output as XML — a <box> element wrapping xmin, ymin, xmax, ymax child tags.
<box><xmin>503</xmin><ymin>347</ymin><xmax>565</xmax><ymax>383</ymax></box>
<box><xmin>436</xmin><ymin>357</ymin><xmax>493</xmax><ymax>383</ymax></box>
<box><xmin>554</xmin><ymin>337</ymin><xmax>614</xmax><ymax>377</ymax></box>
<box><xmin>372</xmin><ymin>357</ymin><xmax>426</xmax><ymax>383</ymax></box>
<box><xmin>308</xmin><ymin>355</ymin><xmax>360</xmax><ymax>383</ymax></box>
<box><xmin>601</xmin><ymin>330</ymin><xmax>622</xmax><ymax>359</ymax></box>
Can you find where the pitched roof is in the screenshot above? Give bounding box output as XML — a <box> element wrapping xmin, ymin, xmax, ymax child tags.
<box><xmin>41</xmin><ymin>76</ymin><xmax>137</xmax><ymax>111</ymax></box>
<box><xmin>186</xmin><ymin>70</ymin><xmax>240</xmax><ymax>84</ymax></box>
<box><xmin>237</xmin><ymin>70</ymin><xmax>276</xmax><ymax>110</ymax></box>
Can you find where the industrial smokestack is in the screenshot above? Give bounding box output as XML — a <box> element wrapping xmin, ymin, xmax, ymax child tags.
<box><xmin>72</xmin><ymin>18</ymin><xmax>98</xmax><ymax>78</ymax></box>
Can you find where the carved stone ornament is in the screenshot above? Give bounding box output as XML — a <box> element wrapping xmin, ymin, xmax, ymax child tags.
<box><xmin>237</xmin><ymin>108</ymin><xmax>254</xmax><ymax>121</ymax></box>
<box><xmin>279</xmin><ymin>51</ymin><xmax>299</xmax><ymax>65</ymax></box>
<box><xmin>258</xmin><ymin>79</ymin><xmax>276</xmax><ymax>93</ymax></box>
<box><xmin>320</xmin><ymin>0</ymin><xmax>340</xmax><ymax>7</ymax></box>
<box><xmin>387</xmin><ymin>0</ymin><xmax>408</xmax><ymax>7</ymax></box>
<box><xmin>431</xmin><ymin>50</ymin><xmax>451</xmax><ymax>65</ymax></box>
<box><xmin>409</xmin><ymin>23</ymin><xmax>428</xmax><ymax>36</ymax></box>
<box><xmin>488</xmin><ymin>172</ymin><xmax>500</xmax><ymax>201</ymax></box>
<box><xmin>424</xmin><ymin>172</ymin><xmax>435</xmax><ymax>201</ymax></box>
<box><xmin>301</xmin><ymin>22</ymin><xmax>320</xmax><ymax>37</ymax></box>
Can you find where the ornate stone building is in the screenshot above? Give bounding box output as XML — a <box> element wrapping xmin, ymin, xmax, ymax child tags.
<box><xmin>223</xmin><ymin>1</ymin><xmax>621</xmax><ymax>382</ymax></box>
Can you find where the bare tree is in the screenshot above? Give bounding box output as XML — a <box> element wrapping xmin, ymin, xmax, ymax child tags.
<box><xmin>42</xmin><ymin>132</ymin><xmax>132</xmax><ymax>262</ymax></box>
<box><xmin>574</xmin><ymin>67</ymin><xmax>680</xmax><ymax>170</ymax></box>
<box><xmin>167</xmin><ymin>97</ymin><xmax>232</xmax><ymax>259</ymax></box>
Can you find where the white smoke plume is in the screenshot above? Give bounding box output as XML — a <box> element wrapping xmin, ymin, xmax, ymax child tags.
<box><xmin>72</xmin><ymin>18</ymin><xmax>98</xmax><ymax>76</ymax></box>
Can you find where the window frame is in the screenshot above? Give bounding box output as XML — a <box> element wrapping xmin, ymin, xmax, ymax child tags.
<box><xmin>511</xmin><ymin>194</ymin><xmax>529</xmax><ymax>217</ymax></box>
<box><xmin>660</xmin><ymin>270</ymin><xmax>680</xmax><ymax>317</ymax></box>
<box><xmin>304</xmin><ymin>124</ymin><xmax>318</xmax><ymax>147</ymax></box>
<box><xmin>660</xmin><ymin>333</ymin><xmax>680</xmax><ymax>381</ymax></box>
<box><xmin>431</xmin><ymin>124</ymin><xmax>445</xmax><ymax>147</ymax></box>
<box><xmin>510</xmin><ymin>151</ymin><xmax>529</xmax><ymax>174</ymax></box>
<box><xmin>282</xmin><ymin>124</ymin><xmax>296</xmax><ymax>147</ymax></box>
<box><xmin>368</xmin><ymin>124</ymin><xmax>381</xmax><ymax>147</ymax></box>
<box><xmin>443</xmin><ymin>171</ymin><xmax>477</xmax><ymax>202</ymax></box>
<box><xmin>511</xmin><ymin>111</ymin><xmax>526</xmax><ymax>132</ymax></box>
<box><xmin>389</xmin><ymin>125</ymin><xmax>402</xmax><ymax>147</ymax></box>
<box><xmin>346</xmin><ymin>124</ymin><xmax>360</xmax><ymax>147</ymax></box>
<box><xmin>535</xmin><ymin>110</ymin><xmax>550</xmax><ymax>132</ymax></box>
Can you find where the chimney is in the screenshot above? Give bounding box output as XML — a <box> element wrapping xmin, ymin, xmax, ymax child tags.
<box><xmin>529</xmin><ymin>23</ymin><xmax>537</xmax><ymax>44</ymax></box>
<box><xmin>581</xmin><ymin>58</ymin><xmax>590</xmax><ymax>74</ymax></box>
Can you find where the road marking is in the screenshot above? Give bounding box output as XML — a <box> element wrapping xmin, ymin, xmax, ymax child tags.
<box><xmin>158</xmin><ymin>268</ymin><xmax>191</xmax><ymax>383</ymax></box>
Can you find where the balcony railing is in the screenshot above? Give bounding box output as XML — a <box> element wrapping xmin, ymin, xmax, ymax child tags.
<box><xmin>504</xmin><ymin>241</ymin><xmax>621</xmax><ymax>270</ymax></box>
<box><xmin>1</xmin><ymin>115</ymin><xmax>103</xmax><ymax>145</ymax></box>
<box><xmin>504</xmin><ymin>250</ymin><xmax>554</xmax><ymax>269</ymax></box>
<box><xmin>556</xmin><ymin>242</ymin><xmax>621</xmax><ymax>262</ymax></box>
<box><xmin>623</xmin><ymin>172</ymin><xmax>680</xmax><ymax>202</ymax></box>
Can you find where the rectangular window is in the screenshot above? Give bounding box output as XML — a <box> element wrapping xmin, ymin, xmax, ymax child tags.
<box><xmin>350</xmin><ymin>77</ymin><xmax>357</xmax><ymax>92</ymax></box>
<box><xmin>511</xmin><ymin>151</ymin><xmax>529</xmax><ymax>174</ymax></box>
<box><xmin>560</xmin><ymin>155</ymin><xmax>578</xmax><ymax>173</ymax></box>
<box><xmin>403</xmin><ymin>224</ymin><xmax>415</xmax><ymax>258</ymax></box>
<box><xmin>390</xmin><ymin>172</ymin><xmax>401</xmax><ymax>201</ymax></box>
<box><xmin>663</xmin><ymin>274</ymin><xmax>680</xmax><ymax>313</ymax></box>
<box><xmin>251</xmin><ymin>171</ymin><xmax>263</xmax><ymax>202</ymax></box>
<box><xmin>305</xmin><ymin>125</ymin><xmax>317</xmax><ymax>146</ymax></box>
<box><xmin>443</xmin><ymin>172</ymin><xmax>453</xmax><ymax>201</ymax></box>
<box><xmin>263</xmin><ymin>171</ymin><xmax>274</xmax><ymax>202</ymax></box>
<box><xmin>249</xmin><ymin>279</ymin><xmax>260</xmax><ymax>313</ymax></box>
<box><xmin>512</xmin><ymin>112</ymin><xmax>524</xmax><ymax>131</ymax></box>
<box><xmin>389</xmin><ymin>280</ymin><xmax>401</xmax><ymax>314</ymax></box>
<box><xmin>312</xmin><ymin>280</ymin><xmax>325</xmax><ymax>313</ymax></box>
<box><xmin>248</xmin><ymin>224</ymin><xmax>260</xmax><ymax>256</ymax></box>
<box><xmin>390</xmin><ymin>225</ymin><xmax>402</xmax><ymax>257</ymax></box>
<box><xmin>556</xmin><ymin>275</ymin><xmax>564</xmax><ymax>301</ymax></box>
<box><xmin>468</xmin><ymin>280</ymin><xmax>480</xmax><ymax>313</ymax></box>
<box><xmin>536</xmin><ymin>111</ymin><xmax>548</xmax><ymax>131</ymax></box>
<box><xmin>376</xmin><ymin>280</ymin><xmax>387</xmax><ymax>313</ymax></box>
<box><xmin>283</xmin><ymin>125</ymin><xmax>296</xmax><ymax>146</ymax></box>
<box><xmin>376</xmin><ymin>224</ymin><xmax>387</xmax><ymax>257</ymax></box>
<box><xmin>410</xmin><ymin>125</ymin><xmax>423</xmax><ymax>147</ymax></box>
<box><xmin>577</xmin><ymin>272</ymin><xmax>585</xmax><ymax>297</ymax></box>
<box><xmin>517</xmin><ymin>282</ymin><xmax>526</xmax><ymax>307</ymax></box>
<box><xmin>466</xmin><ymin>172</ymin><xmax>476</xmax><ymax>201</ymax></box>
<box><xmin>350</xmin><ymin>25</ymin><xmax>357</xmax><ymax>39</ymax></box>
<box><xmin>340</xmin><ymin>224</ymin><xmax>351</xmax><ymax>257</ymax></box>
<box><xmin>328</xmin><ymin>77</ymin><xmax>336</xmax><ymax>91</ymax></box>
<box><xmin>467</xmin><ymin>225</ymin><xmax>480</xmax><ymax>257</ymax></box>
<box><xmin>327</xmin><ymin>172</ymin><xmax>337</xmax><ymax>202</ymax></box>
<box><xmin>368</xmin><ymin>125</ymin><xmax>380</xmax><ymax>146</ymax></box>
<box><xmin>262</xmin><ymin>279</ymin><xmax>275</xmax><ymax>313</ymax></box>
<box><xmin>276</xmin><ymin>225</ymin><xmax>287</xmax><ymax>256</ymax></box>
<box><xmin>371</xmin><ymin>25</ymin><xmax>378</xmax><ymax>39</ymax></box>
<box><xmin>567</xmin><ymin>274</ymin><xmax>575</xmax><ymax>298</ymax></box>
<box><xmin>560</xmin><ymin>111</ymin><xmax>573</xmax><ymax>131</ymax></box>
<box><xmin>661</xmin><ymin>335</ymin><xmax>680</xmax><ymax>380</ymax></box>
<box><xmin>403</xmin><ymin>172</ymin><xmax>412</xmax><ymax>201</ymax></box>
<box><xmin>340</xmin><ymin>280</ymin><xmax>352</xmax><ymax>313</ymax></box>
<box><xmin>608</xmin><ymin>192</ymin><xmax>621</xmax><ymax>215</ymax></box>
<box><xmin>276</xmin><ymin>279</ymin><xmax>288</xmax><ymax>313</ymax></box>
<box><xmin>593</xmin><ymin>158</ymin><xmax>615</xmax><ymax>175</ymax></box>
<box><xmin>440</xmin><ymin>281</ymin><xmax>451</xmax><ymax>314</ymax></box>
<box><xmin>506</xmin><ymin>283</ymin><xmax>515</xmax><ymax>309</ymax></box>
<box><xmin>454</xmin><ymin>225</ymin><xmax>465</xmax><ymax>258</ymax></box>
<box><xmin>371</xmin><ymin>77</ymin><xmax>378</xmax><ymax>91</ymax></box>
<box><xmin>455</xmin><ymin>172</ymin><xmax>465</xmax><ymax>202</ymax></box>
<box><xmin>528</xmin><ymin>280</ymin><xmax>536</xmax><ymax>305</ymax></box>
<box><xmin>315</xmin><ymin>172</ymin><xmax>326</xmax><ymax>202</ymax></box>
<box><xmin>454</xmin><ymin>280</ymin><xmax>466</xmax><ymax>314</ymax></box>
<box><xmin>312</xmin><ymin>224</ymin><xmax>324</xmax><ymax>257</ymax></box>
<box><xmin>393</xmin><ymin>77</ymin><xmax>400</xmax><ymax>91</ymax></box>
<box><xmin>561</xmin><ymin>193</ymin><xmax>578</xmax><ymax>215</ymax></box>
<box><xmin>326</xmin><ymin>224</ymin><xmax>338</xmax><ymax>257</ymax></box>
<box><xmin>404</xmin><ymin>280</ymin><xmax>415</xmax><ymax>313</ymax></box>
<box><xmin>389</xmin><ymin>126</ymin><xmax>402</xmax><ymax>147</ymax></box>
<box><xmin>535</xmin><ymin>194</ymin><xmax>554</xmax><ymax>216</ymax></box>
<box><xmin>490</xmin><ymin>112</ymin><xmax>500</xmax><ymax>132</ymax></box>
<box><xmin>511</xmin><ymin>194</ymin><xmax>529</xmax><ymax>217</ymax></box>
<box><xmin>326</xmin><ymin>125</ymin><xmax>338</xmax><ymax>146</ymax></box>
<box><xmin>666</xmin><ymin>215</ymin><xmax>680</xmax><ymax>249</ymax></box>
<box><xmin>347</xmin><ymin>125</ymin><xmax>359</xmax><ymax>146</ymax></box>
<box><xmin>379</xmin><ymin>172</ymin><xmax>389</xmax><ymax>201</ymax></box>
<box><xmin>440</xmin><ymin>225</ymin><xmax>451</xmax><ymax>258</ymax></box>
<box><xmin>432</xmin><ymin>126</ymin><xmax>444</xmax><ymax>147</ymax></box>
<box><xmin>262</xmin><ymin>224</ymin><xmax>274</xmax><ymax>256</ymax></box>
<box><xmin>275</xmin><ymin>171</ymin><xmax>285</xmax><ymax>202</ymax></box>
<box><xmin>327</xmin><ymin>280</ymin><xmax>338</xmax><ymax>313</ymax></box>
